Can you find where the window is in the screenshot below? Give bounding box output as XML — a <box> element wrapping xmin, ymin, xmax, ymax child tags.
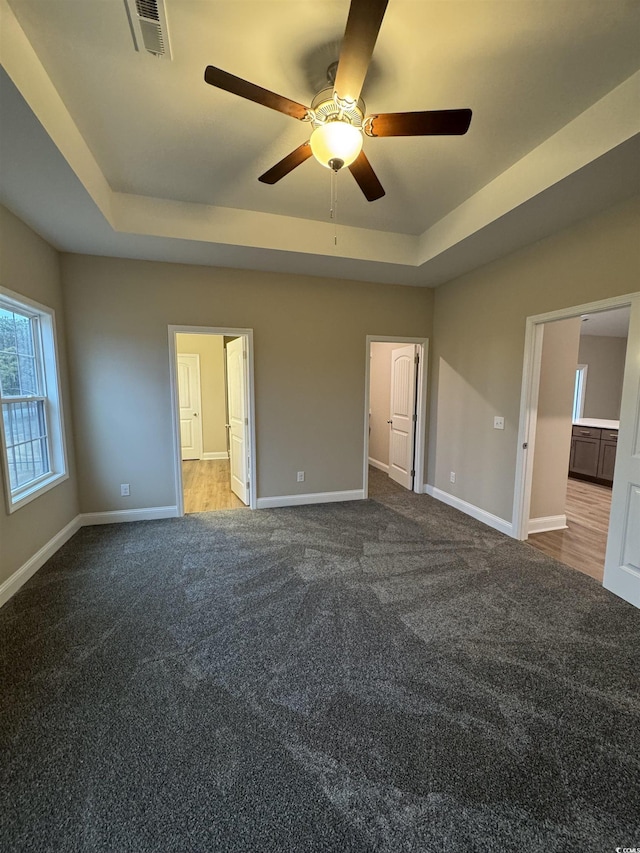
<box><xmin>0</xmin><ymin>288</ymin><xmax>67</xmax><ymax>511</ymax></box>
<box><xmin>572</xmin><ymin>364</ymin><xmax>588</xmax><ymax>422</ymax></box>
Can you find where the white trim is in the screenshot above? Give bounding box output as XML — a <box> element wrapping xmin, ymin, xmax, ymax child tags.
<box><xmin>256</xmin><ymin>490</ymin><xmax>364</xmax><ymax>509</ymax></box>
<box><xmin>201</xmin><ymin>451</ymin><xmax>229</xmax><ymax>460</ymax></box>
<box><xmin>426</xmin><ymin>485</ymin><xmax>513</xmax><ymax>537</ymax></box>
<box><xmin>80</xmin><ymin>506</ymin><xmax>179</xmax><ymax>526</ymax></box>
<box><xmin>0</xmin><ymin>515</ymin><xmax>81</xmax><ymax>608</ymax></box>
<box><xmin>363</xmin><ymin>336</ymin><xmax>428</xmax><ymax>499</ymax></box>
<box><xmin>528</xmin><ymin>514</ymin><xmax>568</xmax><ymax>534</ymax></box>
<box><xmin>168</xmin><ymin>326</ymin><xmax>257</xmax><ymax>512</ymax></box>
<box><xmin>512</xmin><ymin>292</ymin><xmax>637</xmax><ymax>542</ymax></box>
<box><xmin>368</xmin><ymin>457</ymin><xmax>389</xmax><ymax>473</ymax></box>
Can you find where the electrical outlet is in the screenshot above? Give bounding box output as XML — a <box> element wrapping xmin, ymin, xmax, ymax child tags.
<box><xmin>297</xmin><ymin>471</ymin><xmax>305</xmax><ymax>482</ymax></box>
<box><xmin>449</xmin><ymin>472</ymin><xmax>456</xmax><ymax>484</ymax></box>
<box><xmin>120</xmin><ymin>483</ymin><xmax>130</xmax><ymax>496</ymax></box>
<box><xmin>494</xmin><ymin>416</ymin><xmax>505</xmax><ymax>430</ymax></box>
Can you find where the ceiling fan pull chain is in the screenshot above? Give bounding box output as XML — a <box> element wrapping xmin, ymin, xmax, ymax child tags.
<box><xmin>335</xmin><ymin>171</ymin><xmax>339</xmax><ymax>247</ymax></box>
<box><xmin>330</xmin><ymin>169</ymin><xmax>338</xmax><ymax>247</ymax></box>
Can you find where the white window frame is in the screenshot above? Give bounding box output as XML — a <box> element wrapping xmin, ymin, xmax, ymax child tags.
<box><xmin>0</xmin><ymin>287</ymin><xmax>68</xmax><ymax>513</ymax></box>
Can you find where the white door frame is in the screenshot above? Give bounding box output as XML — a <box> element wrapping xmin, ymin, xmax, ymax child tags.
<box><xmin>168</xmin><ymin>325</ymin><xmax>257</xmax><ymax>513</ymax></box>
<box><xmin>363</xmin><ymin>335</ymin><xmax>429</xmax><ymax>497</ymax></box>
<box><xmin>512</xmin><ymin>292</ymin><xmax>637</xmax><ymax>541</ymax></box>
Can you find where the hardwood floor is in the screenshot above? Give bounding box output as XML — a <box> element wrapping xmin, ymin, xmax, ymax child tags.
<box><xmin>182</xmin><ymin>459</ymin><xmax>246</xmax><ymax>513</ymax></box>
<box><xmin>527</xmin><ymin>477</ymin><xmax>612</xmax><ymax>582</ymax></box>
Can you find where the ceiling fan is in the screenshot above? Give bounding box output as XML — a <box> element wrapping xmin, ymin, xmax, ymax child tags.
<box><xmin>204</xmin><ymin>0</ymin><xmax>472</xmax><ymax>202</ymax></box>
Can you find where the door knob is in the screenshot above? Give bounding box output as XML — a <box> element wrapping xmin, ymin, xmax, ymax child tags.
<box><xmin>194</xmin><ymin>412</ymin><xmax>199</xmax><ymax>417</ymax></box>
<box><xmin>387</xmin><ymin>420</ymin><xmax>393</xmax><ymax>424</ymax></box>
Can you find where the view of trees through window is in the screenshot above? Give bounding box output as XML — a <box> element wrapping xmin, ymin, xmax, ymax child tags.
<box><xmin>0</xmin><ymin>306</ymin><xmax>49</xmax><ymax>492</ymax></box>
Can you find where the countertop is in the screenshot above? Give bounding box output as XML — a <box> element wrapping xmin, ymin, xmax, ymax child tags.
<box><xmin>573</xmin><ymin>418</ymin><xmax>619</xmax><ymax>430</ymax></box>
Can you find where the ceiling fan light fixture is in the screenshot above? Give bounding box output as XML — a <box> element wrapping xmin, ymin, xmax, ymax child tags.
<box><xmin>310</xmin><ymin>120</ymin><xmax>363</xmax><ymax>170</ymax></box>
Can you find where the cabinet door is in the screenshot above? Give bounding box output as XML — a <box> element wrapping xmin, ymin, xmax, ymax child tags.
<box><xmin>597</xmin><ymin>440</ymin><xmax>617</xmax><ymax>482</ymax></box>
<box><xmin>569</xmin><ymin>436</ymin><xmax>600</xmax><ymax>477</ymax></box>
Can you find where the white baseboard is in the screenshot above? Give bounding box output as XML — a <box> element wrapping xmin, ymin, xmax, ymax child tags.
<box><xmin>368</xmin><ymin>457</ymin><xmax>389</xmax><ymax>473</ymax></box>
<box><xmin>256</xmin><ymin>490</ymin><xmax>364</xmax><ymax>509</ymax></box>
<box><xmin>425</xmin><ymin>485</ymin><xmax>513</xmax><ymax>537</ymax></box>
<box><xmin>0</xmin><ymin>515</ymin><xmax>82</xmax><ymax>608</ymax></box>
<box><xmin>201</xmin><ymin>451</ymin><xmax>228</xmax><ymax>460</ymax></box>
<box><xmin>1</xmin><ymin>506</ymin><xmax>182</xmax><ymax>609</ymax></box>
<box><xmin>80</xmin><ymin>506</ymin><xmax>179</xmax><ymax>526</ymax></box>
<box><xmin>528</xmin><ymin>514</ymin><xmax>567</xmax><ymax>534</ymax></box>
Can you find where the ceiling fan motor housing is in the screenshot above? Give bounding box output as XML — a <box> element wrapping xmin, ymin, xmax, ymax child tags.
<box><xmin>310</xmin><ymin>87</ymin><xmax>365</xmax><ymax>131</ymax></box>
<box><xmin>308</xmin><ymin>88</ymin><xmax>366</xmax><ymax>170</ymax></box>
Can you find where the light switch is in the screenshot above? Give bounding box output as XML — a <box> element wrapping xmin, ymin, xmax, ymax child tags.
<box><xmin>494</xmin><ymin>417</ymin><xmax>505</xmax><ymax>430</ymax></box>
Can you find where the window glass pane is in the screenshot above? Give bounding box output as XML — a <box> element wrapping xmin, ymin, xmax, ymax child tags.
<box><xmin>2</xmin><ymin>402</ymin><xmax>11</xmax><ymax>442</ymax></box>
<box><xmin>7</xmin><ymin>445</ymin><xmax>17</xmax><ymax>492</ymax></box>
<box><xmin>7</xmin><ymin>401</ymin><xmax>47</xmax><ymax>444</ymax></box>
<box><xmin>11</xmin><ymin>438</ymin><xmax>47</xmax><ymax>488</ymax></box>
<box><xmin>14</xmin><ymin>314</ymin><xmax>34</xmax><ymax>356</ymax></box>
<box><xmin>0</xmin><ymin>307</ymin><xmax>38</xmax><ymax>396</ymax></box>
<box><xmin>0</xmin><ymin>352</ymin><xmax>20</xmax><ymax>396</ymax></box>
<box><xmin>18</xmin><ymin>355</ymin><xmax>38</xmax><ymax>396</ymax></box>
<box><xmin>0</xmin><ymin>307</ymin><xmax>17</xmax><ymax>351</ymax></box>
<box><xmin>2</xmin><ymin>400</ymin><xmax>49</xmax><ymax>491</ymax></box>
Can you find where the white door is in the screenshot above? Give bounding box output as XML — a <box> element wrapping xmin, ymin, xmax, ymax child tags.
<box><xmin>178</xmin><ymin>353</ymin><xmax>202</xmax><ymax>461</ymax></box>
<box><xmin>389</xmin><ymin>345</ymin><xmax>417</xmax><ymax>490</ymax></box>
<box><xmin>226</xmin><ymin>337</ymin><xmax>249</xmax><ymax>505</ymax></box>
<box><xmin>604</xmin><ymin>295</ymin><xmax>640</xmax><ymax>608</ymax></box>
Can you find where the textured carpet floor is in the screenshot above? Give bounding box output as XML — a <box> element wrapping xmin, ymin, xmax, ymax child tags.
<box><xmin>1</xmin><ymin>482</ymin><xmax>639</xmax><ymax>852</ymax></box>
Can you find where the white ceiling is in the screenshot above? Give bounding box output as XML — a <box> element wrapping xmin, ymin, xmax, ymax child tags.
<box><xmin>581</xmin><ymin>306</ymin><xmax>630</xmax><ymax>338</ymax></box>
<box><xmin>1</xmin><ymin>0</ymin><xmax>639</xmax><ymax>286</ymax></box>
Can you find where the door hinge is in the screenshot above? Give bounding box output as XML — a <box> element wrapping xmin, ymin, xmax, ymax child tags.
<box><xmin>415</xmin><ymin>354</ymin><xmax>419</xmax><ymax>365</ymax></box>
<box><xmin>522</xmin><ymin>442</ymin><xmax>528</xmax><ymax>449</ymax></box>
<box><xmin>244</xmin><ymin>417</ymin><xmax>248</xmax><ymax>425</ymax></box>
<box><xmin>411</xmin><ymin>469</ymin><xmax>415</xmax><ymax>476</ymax></box>
<box><xmin>243</xmin><ymin>351</ymin><xmax>247</xmax><ymax>359</ymax></box>
<box><xmin>412</xmin><ymin>413</ymin><xmax>417</xmax><ymax>422</ymax></box>
<box><xmin>246</xmin><ymin>481</ymin><xmax>250</xmax><ymax>490</ymax></box>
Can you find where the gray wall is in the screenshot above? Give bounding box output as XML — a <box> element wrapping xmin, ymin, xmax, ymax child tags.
<box><xmin>578</xmin><ymin>334</ymin><xmax>628</xmax><ymax>420</ymax></box>
<box><xmin>529</xmin><ymin>317</ymin><xmax>581</xmax><ymax>521</ymax></box>
<box><xmin>429</xmin><ymin>195</ymin><xmax>639</xmax><ymax>523</ymax></box>
<box><xmin>0</xmin><ymin>206</ymin><xmax>79</xmax><ymax>585</ymax></box>
<box><xmin>61</xmin><ymin>254</ymin><xmax>433</xmax><ymax>511</ymax></box>
<box><xmin>3</xmin><ymin>193</ymin><xmax>638</xmax><ymax>585</ymax></box>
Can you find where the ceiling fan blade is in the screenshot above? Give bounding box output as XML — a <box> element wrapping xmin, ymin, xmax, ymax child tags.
<box><xmin>333</xmin><ymin>0</ymin><xmax>388</xmax><ymax>103</ymax></box>
<box><xmin>204</xmin><ymin>66</ymin><xmax>309</xmax><ymax>121</ymax></box>
<box><xmin>258</xmin><ymin>142</ymin><xmax>313</xmax><ymax>184</ymax></box>
<box><xmin>366</xmin><ymin>109</ymin><xmax>472</xmax><ymax>137</ymax></box>
<box><xmin>348</xmin><ymin>151</ymin><xmax>385</xmax><ymax>202</ymax></box>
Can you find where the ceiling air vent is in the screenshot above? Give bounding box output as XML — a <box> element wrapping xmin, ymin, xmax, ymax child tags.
<box><xmin>124</xmin><ymin>0</ymin><xmax>172</xmax><ymax>59</ymax></box>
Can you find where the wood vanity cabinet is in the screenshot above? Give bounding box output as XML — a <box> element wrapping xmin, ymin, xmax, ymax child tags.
<box><xmin>569</xmin><ymin>425</ymin><xmax>617</xmax><ymax>485</ymax></box>
<box><xmin>597</xmin><ymin>431</ymin><xmax>618</xmax><ymax>481</ymax></box>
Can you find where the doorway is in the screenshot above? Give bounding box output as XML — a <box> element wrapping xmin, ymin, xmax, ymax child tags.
<box><xmin>525</xmin><ymin>307</ymin><xmax>629</xmax><ymax>581</ymax></box>
<box><xmin>364</xmin><ymin>336</ymin><xmax>428</xmax><ymax>498</ymax></box>
<box><xmin>512</xmin><ymin>293</ymin><xmax>639</xmax><ymax>607</ymax></box>
<box><xmin>169</xmin><ymin>326</ymin><xmax>257</xmax><ymax>513</ymax></box>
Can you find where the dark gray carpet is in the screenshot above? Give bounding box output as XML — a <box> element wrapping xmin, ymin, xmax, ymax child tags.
<box><xmin>1</xmin><ymin>481</ymin><xmax>639</xmax><ymax>853</ymax></box>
